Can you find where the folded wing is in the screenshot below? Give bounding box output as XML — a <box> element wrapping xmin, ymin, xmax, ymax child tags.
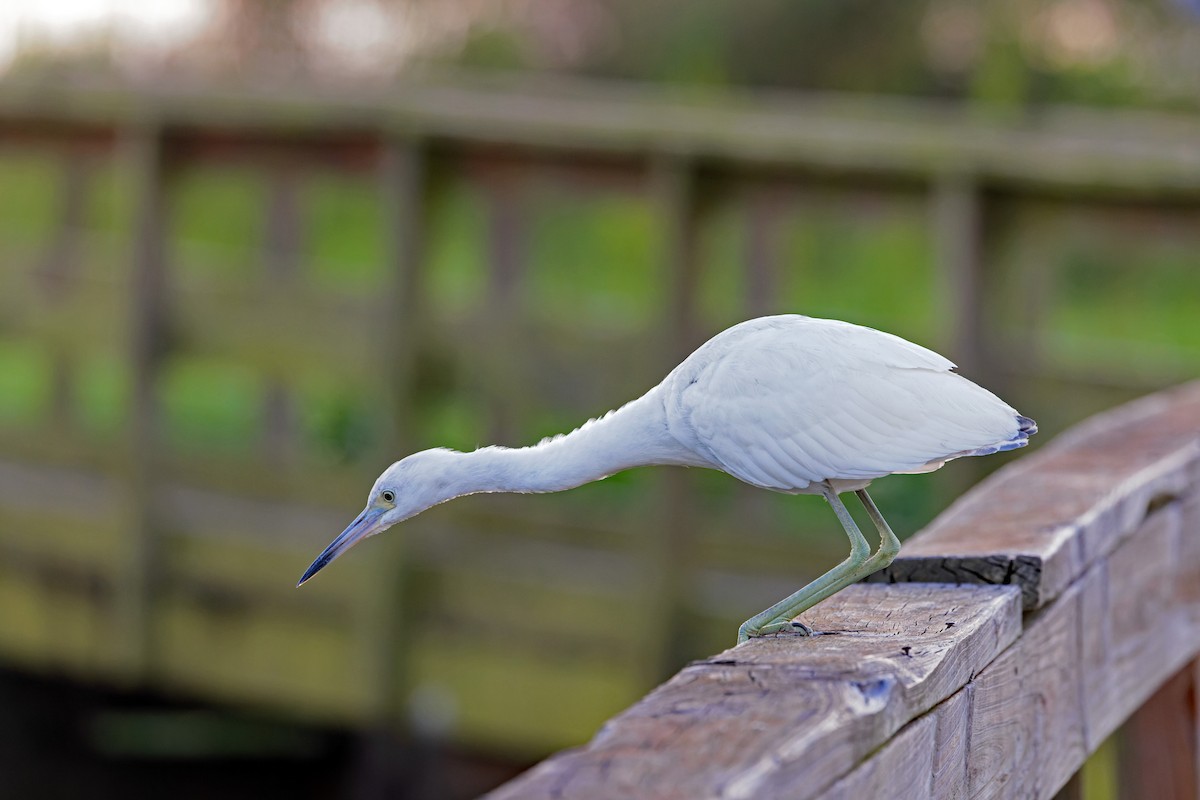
<box><xmin>666</xmin><ymin>317</ymin><xmax>1023</xmax><ymax>491</ymax></box>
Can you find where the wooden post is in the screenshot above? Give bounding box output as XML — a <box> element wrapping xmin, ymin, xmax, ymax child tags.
<box><xmin>644</xmin><ymin>152</ymin><xmax>704</xmax><ymax>680</ymax></box>
<box><xmin>377</xmin><ymin>140</ymin><xmax>429</xmax><ymax>457</ymax></box>
<box><xmin>996</xmin><ymin>205</ymin><xmax>1052</xmax><ymax>387</ymax></box>
<box><xmin>482</xmin><ymin>164</ymin><xmax>528</xmax><ymax>446</ymax></box>
<box><xmin>931</xmin><ymin>172</ymin><xmax>985</xmax><ymax>375</ymax></box>
<box><xmin>356</xmin><ymin>138</ymin><xmax>430</xmax><ymax>725</ymax></box>
<box><xmin>931</xmin><ymin>171</ymin><xmax>992</xmax><ymax>493</ymax></box>
<box><xmin>1051</xmin><ymin>772</ymin><xmax>1083</xmax><ymax>800</ymax></box>
<box><xmin>261</xmin><ymin>164</ymin><xmax>301</xmax><ymax>464</ymax></box>
<box><xmin>41</xmin><ymin>154</ymin><xmax>90</xmax><ymax>430</ymax></box>
<box><xmin>743</xmin><ymin>183</ymin><xmax>784</xmax><ymax>317</ymax></box>
<box><xmin>121</xmin><ymin>123</ymin><xmax>169</xmax><ymax>678</ymax></box>
<box><xmin>1118</xmin><ymin>659</ymin><xmax>1199</xmax><ymax>799</ymax></box>
<box><xmin>37</xmin><ymin>152</ymin><xmax>89</xmax><ymax>293</ymax></box>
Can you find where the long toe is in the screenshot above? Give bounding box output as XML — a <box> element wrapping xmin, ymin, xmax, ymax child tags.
<box><xmin>789</xmin><ymin>620</ymin><xmax>815</xmax><ymax>636</ymax></box>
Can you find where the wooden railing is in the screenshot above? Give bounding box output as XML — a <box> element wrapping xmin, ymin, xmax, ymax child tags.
<box><xmin>489</xmin><ymin>381</ymin><xmax>1200</xmax><ymax>798</ymax></box>
<box><xmin>1</xmin><ymin>76</ymin><xmax>1199</xmax><ymax>759</ymax></box>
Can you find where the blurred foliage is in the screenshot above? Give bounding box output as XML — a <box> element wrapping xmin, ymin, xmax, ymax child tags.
<box><xmin>473</xmin><ymin>0</ymin><xmax>1200</xmax><ymax>111</ymax></box>
<box><xmin>2</xmin><ymin>145</ymin><xmax>1199</xmax><ymax>538</ymax></box>
<box><xmin>6</xmin><ymin>0</ymin><xmax>1200</xmax><ymax>111</ymax></box>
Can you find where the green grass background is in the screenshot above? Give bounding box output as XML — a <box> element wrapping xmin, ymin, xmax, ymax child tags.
<box><xmin>2</xmin><ymin>151</ymin><xmax>1199</xmax><ymax>538</ymax></box>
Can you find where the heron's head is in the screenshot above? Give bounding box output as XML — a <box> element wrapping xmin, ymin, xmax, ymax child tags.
<box><xmin>296</xmin><ymin>448</ymin><xmax>461</xmax><ymax>586</ymax></box>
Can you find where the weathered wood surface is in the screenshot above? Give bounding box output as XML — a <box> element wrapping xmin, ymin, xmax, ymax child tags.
<box><xmin>490</xmin><ymin>381</ymin><xmax>1200</xmax><ymax>799</ymax></box>
<box><xmin>836</xmin><ymin>498</ymin><xmax>1198</xmax><ymax>799</ymax></box>
<box><xmin>489</xmin><ymin>583</ymin><xmax>1021</xmax><ymax>800</ymax></box>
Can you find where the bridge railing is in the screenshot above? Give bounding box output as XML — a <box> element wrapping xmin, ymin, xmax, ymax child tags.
<box><xmin>489</xmin><ymin>380</ymin><xmax>1200</xmax><ymax>799</ymax></box>
<box><xmin>0</xmin><ymin>76</ymin><xmax>1199</xmax><ymax>759</ymax></box>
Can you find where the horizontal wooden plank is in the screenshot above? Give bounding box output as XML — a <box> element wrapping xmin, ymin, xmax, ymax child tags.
<box><xmin>487</xmin><ymin>582</ymin><xmax>1021</xmax><ymax>799</ymax></box>
<box><xmin>151</xmin><ymin>593</ymin><xmax>370</xmax><ymax>725</ymax></box>
<box><xmin>161</xmin><ymin>534</ymin><xmax>359</xmax><ymax>613</ymax></box>
<box><xmin>410</xmin><ymin>632</ymin><xmax>646</xmax><ymax>757</ymax></box>
<box><xmin>819</xmin><ymin>688</ymin><xmax>974</xmax><ymax>799</ymax></box>
<box><xmin>161</xmin><ymin>484</ymin><xmax>355</xmax><ymax>552</ymax></box>
<box><xmin>870</xmin><ymin>379</ymin><xmax>1200</xmax><ymax>610</ymax></box>
<box><xmin>0</xmin><ymin>432</ymin><xmax>133</xmax><ymax>474</ymax></box>
<box><xmin>3</xmin><ymin>79</ymin><xmax>1200</xmax><ymax>196</ymax></box>
<box><xmin>0</xmin><ymin>459</ymin><xmax>129</xmax><ymax>572</ymax></box>
<box><xmin>158</xmin><ymin>457</ymin><xmax>372</xmax><ymax>508</ymax></box>
<box><xmin>980</xmin><ymin>498</ymin><xmax>1193</xmax><ymax>799</ymax></box>
<box><xmin>0</xmin><ymin>558</ymin><xmax>126</xmax><ymax>682</ymax></box>
<box><xmin>170</xmin><ymin>284</ymin><xmax>377</xmax><ymax>379</ymax></box>
<box><xmin>1078</xmin><ymin>500</ymin><xmax>1199</xmax><ymax>751</ymax></box>
<box><xmin>0</xmin><ymin>458</ymin><xmax>123</xmax><ymax>518</ymax></box>
<box><xmin>819</xmin><ymin>702</ymin><xmax>939</xmax><ymax>800</ymax></box>
<box><xmin>0</xmin><ymin>508</ymin><xmax>127</xmax><ymax>575</ymax></box>
<box><xmin>967</xmin><ymin>579</ymin><xmax>1089</xmax><ymax>798</ymax></box>
<box><xmin>2</xmin><ymin>295</ymin><xmax>131</xmax><ymax>353</ymax></box>
<box><xmin>412</xmin><ymin>562</ymin><xmax>641</xmax><ymax>653</ymax></box>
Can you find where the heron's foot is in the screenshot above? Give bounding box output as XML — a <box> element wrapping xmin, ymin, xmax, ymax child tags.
<box><xmin>737</xmin><ymin>617</ymin><xmax>815</xmax><ymax>644</ymax></box>
<box><xmin>757</xmin><ymin>618</ymin><xmax>814</xmax><ymax>637</ymax></box>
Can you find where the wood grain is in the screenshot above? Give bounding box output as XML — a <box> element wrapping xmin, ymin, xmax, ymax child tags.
<box><xmin>967</xmin><ymin>580</ymin><xmax>1088</xmax><ymax>799</ymax></box>
<box><xmin>930</xmin><ymin>688</ymin><xmax>972</xmax><ymax>798</ymax></box>
<box><xmin>819</xmin><ymin>688</ymin><xmax>973</xmax><ymax>800</ymax></box>
<box><xmin>487</xmin><ymin>583</ymin><xmax>1021</xmax><ymax>800</ymax></box>
<box><xmin>820</xmin><ymin>710</ymin><xmax>937</xmax><ymax>800</ymax></box>
<box><xmin>851</xmin><ymin>500</ymin><xmax>1195</xmax><ymax>800</ymax></box>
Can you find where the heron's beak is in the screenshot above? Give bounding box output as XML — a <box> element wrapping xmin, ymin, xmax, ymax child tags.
<box><xmin>297</xmin><ymin>507</ymin><xmax>387</xmax><ymax>587</ymax></box>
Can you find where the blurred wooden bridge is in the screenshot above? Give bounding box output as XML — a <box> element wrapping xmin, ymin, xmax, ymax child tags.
<box><xmin>0</xmin><ymin>75</ymin><xmax>1199</xmax><ymax>767</ymax></box>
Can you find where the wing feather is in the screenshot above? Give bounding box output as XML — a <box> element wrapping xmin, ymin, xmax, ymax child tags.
<box><xmin>665</xmin><ymin>316</ymin><xmax>1020</xmax><ymax>491</ymax></box>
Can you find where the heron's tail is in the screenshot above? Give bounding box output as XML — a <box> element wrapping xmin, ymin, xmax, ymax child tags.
<box><xmin>967</xmin><ymin>414</ymin><xmax>1038</xmax><ymax>457</ymax></box>
<box><xmin>898</xmin><ymin>413</ymin><xmax>1037</xmax><ymax>475</ymax></box>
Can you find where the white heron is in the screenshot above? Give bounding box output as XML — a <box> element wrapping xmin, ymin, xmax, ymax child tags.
<box><xmin>298</xmin><ymin>314</ymin><xmax>1036</xmax><ymax>644</ymax></box>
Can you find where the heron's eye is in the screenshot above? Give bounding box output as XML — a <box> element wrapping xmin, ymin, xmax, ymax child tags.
<box><xmin>381</xmin><ymin>490</ymin><xmax>396</xmax><ymax>504</ymax></box>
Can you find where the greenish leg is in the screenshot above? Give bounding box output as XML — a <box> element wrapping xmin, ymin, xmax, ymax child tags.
<box><xmin>736</xmin><ymin>486</ymin><xmax>902</xmax><ymax>645</ymax></box>
<box><xmin>773</xmin><ymin>488</ymin><xmax>902</xmax><ymax>622</ymax></box>
<box><xmin>737</xmin><ymin>484</ymin><xmax>869</xmax><ymax>644</ymax></box>
<box><xmin>855</xmin><ymin>488</ymin><xmax>902</xmax><ymax>573</ymax></box>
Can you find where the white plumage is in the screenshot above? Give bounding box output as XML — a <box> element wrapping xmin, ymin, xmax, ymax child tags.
<box><xmin>299</xmin><ymin>314</ymin><xmax>1036</xmax><ymax>643</ymax></box>
<box><xmin>663</xmin><ymin>316</ymin><xmax>1026</xmax><ymax>492</ymax></box>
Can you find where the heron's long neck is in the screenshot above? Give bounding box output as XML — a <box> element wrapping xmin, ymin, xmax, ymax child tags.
<box><xmin>449</xmin><ymin>389</ymin><xmax>698</xmax><ymax>496</ymax></box>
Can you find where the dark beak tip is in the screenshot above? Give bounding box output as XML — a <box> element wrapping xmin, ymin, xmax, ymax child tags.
<box><xmin>296</xmin><ymin>559</ymin><xmax>327</xmax><ymax>588</ymax></box>
<box><xmin>297</xmin><ymin>508</ymin><xmax>376</xmax><ymax>589</ymax></box>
